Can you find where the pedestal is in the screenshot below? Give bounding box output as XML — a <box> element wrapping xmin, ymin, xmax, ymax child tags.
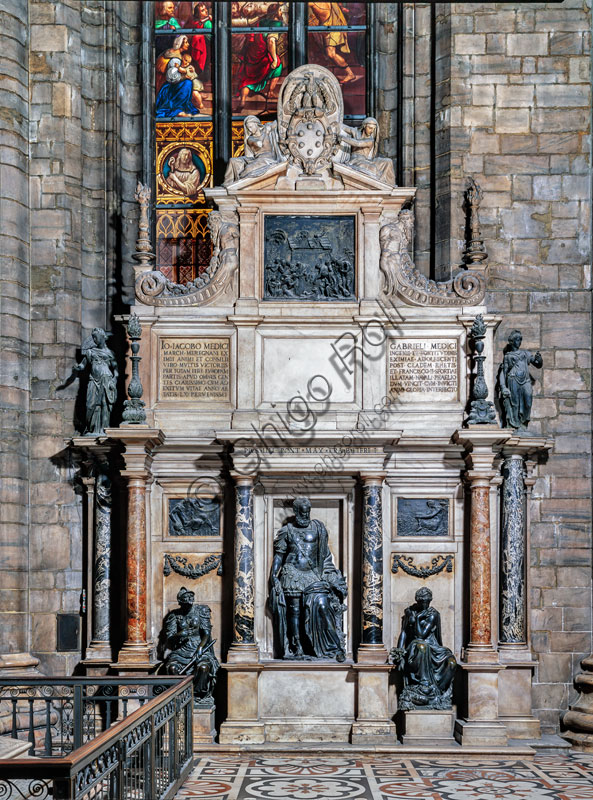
<box><xmin>219</xmin><ymin>663</ymin><xmax>265</xmax><ymax>744</ymax></box>
<box><xmin>402</xmin><ymin>709</ymin><xmax>455</xmax><ymax>745</ymax></box>
<box><xmin>455</xmin><ymin>663</ymin><xmax>508</xmax><ymax>746</ymax></box>
<box><xmin>193</xmin><ymin>703</ymin><xmax>216</xmax><ymax>746</ymax></box>
<box><xmin>351</xmin><ymin>664</ymin><xmax>395</xmax><ymax>743</ymax></box>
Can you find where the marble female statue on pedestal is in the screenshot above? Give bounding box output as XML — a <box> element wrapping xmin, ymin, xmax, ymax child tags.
<box><xmin>338</xmin><ymin>117</ymin><xmax>396</xmax><ymax>186</ymax></box>
<box><xmin>223</xmin><ymin>115</ymin><xmax>283</xmax><ymax>184</ymax></box>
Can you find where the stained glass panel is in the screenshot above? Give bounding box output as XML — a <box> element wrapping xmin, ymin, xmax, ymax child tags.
<box><xmin>307</xmin><ymin>2</ymin><xmax>366</xmax><ymax>117</ymax></box>
<box><xmin>156</xmin><ymin>208</ymin><xmax>212</xmax><ymax>283</ymax></box>
<box><xmin>231</xmin><ymin>3</ymin><xmax>289</xmax><ymax>118</ymax></box>
<box><xmin>155</xmin><ymin>32</ymin><xmax>213</xmax><ymax>118</ymax></box>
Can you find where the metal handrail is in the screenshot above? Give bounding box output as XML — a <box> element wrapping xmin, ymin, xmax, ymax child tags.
<box><xmin>0</xmin><ymin>676</ymin><xmax>194</xmax><ymax>800</ymax></box>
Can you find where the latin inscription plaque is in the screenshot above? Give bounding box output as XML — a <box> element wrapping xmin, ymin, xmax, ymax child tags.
<box><xmin>389</xmin><ymin>339</ymin><xmax>458</xmax><ymax>401</ymax></box>
<box><xmin>158</xmin><ymin>337</ymin><xmax>230</xmax><ymax>402</ymax></box>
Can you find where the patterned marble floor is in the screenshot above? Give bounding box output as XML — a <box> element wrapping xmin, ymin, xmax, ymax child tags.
<box><xmin>175</xmin><ymin>752</ymin><xmax>593</xmax><ymax>799</ymax></box>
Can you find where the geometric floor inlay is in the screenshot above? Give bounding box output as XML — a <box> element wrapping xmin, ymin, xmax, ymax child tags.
<box><xmin>175</xmin><ymin>752</ymin><xmax>593</xmax><ymax>800</ymax></box>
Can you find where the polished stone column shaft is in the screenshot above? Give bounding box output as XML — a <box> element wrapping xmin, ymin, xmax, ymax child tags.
<box><xmin>106</xmin><ymin>427</ymin><xmax>163</xmax><ymax>670</ymax></box>
<box><xmin>126</xmin><ymin>476</ymin><xmax>147</xmax><ymax>646</ymax></box>
<box><xmin>500</xmin><ymin>454</ymin><xmax>527</xmax><ymax>645</ymax></box>
<box><xmin>91</xmin><ymin>454</ymin><xmax>111</xmax><ymax>647</ymax></box>
<box><xmin>467</xmin><ymin>474</ymin><xmax>493</xmax><ymax>651</ymax></box>
<box><xmin>361</xmin><ymin>477</ymin><xmax>383</xmax><ymax>646</ymax></box>
<box><xmin>232</xmin><ymin>476</ymin><xmax>256</xmax><ymax>648</ymax></box>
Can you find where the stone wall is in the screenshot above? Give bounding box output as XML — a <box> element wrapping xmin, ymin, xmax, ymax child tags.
<box><xmin>446</xmin><ymin>1</ymin><xmax>592</xmax><ymax>733</ymax></box>
<box><xmin>0</xmin><ymin>0</ymin><xmax>143</xmax><ymax>673</ymax></box>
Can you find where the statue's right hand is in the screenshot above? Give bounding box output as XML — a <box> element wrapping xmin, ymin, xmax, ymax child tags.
<box><xmin>501</xmin><ymin>388</ymin><xmax>510</xmax><ymax>398</ymax></box>
<box><xmin>273</xmin><ymin>578</ymin><xmax>282</xmax><ymax>594</ymax></box>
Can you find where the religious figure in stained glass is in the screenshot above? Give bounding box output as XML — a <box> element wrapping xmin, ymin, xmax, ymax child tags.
<box><xmin>155</xmin><ymin>0</ymin><xmax>181</xmax><ymax>30</ymax></box>
<box><xmin>233</xmin><ymin>3</ymin><xmax>285</xmax><ymax>113</ymax></box>
<box><xmin>308</xmin><ymin>3</ymin><xmax>357</xmax><ymax>85</ymax></box>
<box><xmin>164</xmin><ymin>147</ymin><xmax>207</xmax><ymax>198</ymax></box>
<box><xmin>190</xmin><ymin>3</ymin><xmax>213</xmax><ymax>76</ymax></box>
<box><xmin>156</xmin><ymin>35</ymin><xmax>203</xmax><ymax>117</ymax></box>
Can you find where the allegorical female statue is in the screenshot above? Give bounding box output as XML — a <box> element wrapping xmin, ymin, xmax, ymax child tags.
<box><xmin>338</xmin><ymin>117</ymin><xmax>396</xmax><ymax>186</ymax></box>
<box><xmin>498</xmin><ymin>329</ymin><xmax>543</xmax><ymax>431</ymax></box>
<box><xmin>161</xmin><ymin>587</ymin><xmax>219</xmax><ymax>703</ymax></box>
<box><xmin>390</xmin><ymin>587</ymin><xmax>457</xmax><ymax>711</ymax></box>
<box><xmin>73</xmin><ymin>328</ymin><xmax>118</xmax><ymax>435</ymax></box>
<box><xmin>223</xmin><ymin>115</ymin><xmax>283</xmax><ymax>185</ymax></box>
<box><xmin>269</xmin><ymin>497</ymin><xmax>347</xmax><ymax>661</ymax></box>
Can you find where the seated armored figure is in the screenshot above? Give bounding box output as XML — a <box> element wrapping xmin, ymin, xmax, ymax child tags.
<box><xmin>269</xmin><ymin>497</ymin><xmax>347</xmax><ymax>661</ymax></box>
<box><xmin>223</xmin><ymin>115</ymin><xmax>283</xmax><ymax>185</ymax></box>
<box><xmin>162</xmin><ymin>587</ymin><xmax>219</xmax><ymax>703</ymax></box>
<box><xmin>389</xmin><ymin>587</ymin><xmax>457</xmax><ymax>711</ymax></box>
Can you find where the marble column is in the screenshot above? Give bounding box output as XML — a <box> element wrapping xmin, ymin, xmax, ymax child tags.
<box><xmin>467</xmin><ymin>472</ymin><xmax>495</xmax><ymax>656</ymax></box>
<box><xmin>359</xmin><ymin>476</ymin><xmax>386</xmax><ymax>657</ymax></box>
<box><xmin>497</xmin><ymin>438</ymin><xmax>552</xmax><ymax>739</ymax></box>
<box><xmin>71</xmin><ymin>438</ymin><xmax>115</xmax><ymax>670</ymax></box>
<box><xmin>86</xmin><ymin>450</ymin><xmax>113</xmax><ymax>661</ymax></box>
<box><xmin>227</xmin><ymin>474</ymin><xmax>259</xmax><ymax>661</ymax></box>
<box><xmin>500</xmin><ymin>454</ymin><xmax>526</xmax><ymax>646</ymax></box>
<box><xmin>352</xmin><ymin>474</ymin><xmax>393</xmax><ymax>742</ymax></box>
<box><xmin>454</xmin><ymin>430</ymin><xmax>510</xmax><ymax>747</ymax></box>
<box><xmin>106</xmin><ymin>428</ymin><xmax>164</xmax><ymax>671</ymax></box>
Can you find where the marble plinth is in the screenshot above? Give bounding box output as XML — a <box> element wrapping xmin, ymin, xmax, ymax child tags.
<box><xmin>194</xmin><ymin>704</ymin><xmax>216</xmax><ymax>746</ymax></box>
<box><xmin>455</xmin><ymin>719</ymin><xmax>508</xmax><ymax>747</ymax></box>
<box><xmin>402</xmin><ymin>709</ymin><xmax>455</xmax><ymax>745</ymax></box>
<box><xmin>351</xmin><ymin>664</ymin><xmax>395</xmax><ymax>744</ymax></box>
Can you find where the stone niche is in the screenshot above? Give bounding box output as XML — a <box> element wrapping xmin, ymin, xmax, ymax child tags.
<box><xmin>121</xmin><ymin>64</ymin><xmax>545</xmax><ymax>747</ymax></box>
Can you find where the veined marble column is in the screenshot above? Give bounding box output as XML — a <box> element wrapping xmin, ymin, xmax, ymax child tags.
<box><xmin>467</xmin><ymin>472</ymin><xmax>495</xmax><ymax>656</ymax></box>
<box><xmin>454</xmin><ymin>430</ymin><xmax>509</xmax><ymax>747</ymax></box>
<box><xmin>228</xmin><ymin>475</ymin><xmax>259</xmax><ymax>661</ymax></box>
<box><xmin>87</xmin><ymin>451</ymin><xmax>113</xmax><ymax>660</ymax></box>
<box><xmin>359</xmin><ymin>476</ymin><xmax>386</xmax><ymax>659</ymax></box>
<box><xmin>500</xmin><ymin>454</ymin><xmax>526</xmax><ymax>645</ymax></box>
<box><xmin>72</xmin><ymin>439</ymin><xmax>114</xmax><ymax>670</ymax></box>
<box><xmin>106</xmin><ymin>428</ymin><xmax>164</xmax><ymax>671</ymax></box>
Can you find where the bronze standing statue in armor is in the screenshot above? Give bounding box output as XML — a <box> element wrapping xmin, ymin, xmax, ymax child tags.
<box><xmin>269</xmin><ymin>497</ymin><xmax>347</xmax><ymax>661</ymax></box>
<box><xmin>161</xmin><ymin>587</ymin><xmax>219</xmax><ymax>703</ymax></box>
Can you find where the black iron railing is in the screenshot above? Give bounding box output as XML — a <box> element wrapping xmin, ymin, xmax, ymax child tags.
<box><xmin>0</xmin><ymin>676</ymin><xmax>193</xmax><ymax>800</ymax></box>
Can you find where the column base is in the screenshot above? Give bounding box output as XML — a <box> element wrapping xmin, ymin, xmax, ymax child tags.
<box><xmin>0</xmin><ymin>653</ymin><xmax>40</xmax><ymax>675</ymax></box>
<box><xmin>561</xmin><ymin>730</ymin><xmax>593</xmax><ymax>752</ymax></box>
<box><xmin>464</xmin><ymin>646</ymin><xmax>500</xmax><ymax>664</ymax></box>
<box><xmin>219</xmin><ymin>721</ymin><xmax>265</xmax><ymax>744</ymax></box>
<box><xmin>226</xmin><ymin>643</ymin><xmax>260</xmax><ymax>664</ymax></box>
<box><xmin>356</xmin><ymin>644</ymin><xmax>388</xmax><ymax>664</ymax></box>
<box><xmin>351</xmin><ymin>720</ymin><xmax>396</xmax><ymax>744</ymax></box>
<box><xmin>499</xmin><ymin>716</ymin><xmax>542</xmax><ymax>739</ymax></box>
<box><xmin>402</xmin><ymin>709</ymin><xmax>455</xmax><ymax>746</ymax></box>
<box><xmin>85</xmin><ymin>641</ymin><xmax>113</xmax><ymax>661</ymax></box>
<box><xmin>194</xmin><ymin>703</ymin><xmax>216</xmax><ymax>746</ymax></box>
<box><xmin>455</xmin><ymin>719</ymin><xmax>508</xmax><ymax>747</ymax></box>
<box><xmin>81</xmin><ymin>658</ymin><xmax>112</xmax><ymax>677</ymax></box>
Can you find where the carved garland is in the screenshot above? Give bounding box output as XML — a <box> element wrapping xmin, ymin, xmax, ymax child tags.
<box><xmin>163</xmin><ymin>553</ymin><xmax>223</xmax><ymax>580</ymax></box>
<box><xmin>391</xmin><ymin>554</ymin><xmax>454</xmax><ymax>579</ymax></box>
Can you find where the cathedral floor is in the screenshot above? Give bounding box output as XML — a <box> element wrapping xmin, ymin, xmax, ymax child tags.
<box><xmin>175</xmin><ymin>751</ymin><xmax>593</xmax><ymax>799</ymax></box>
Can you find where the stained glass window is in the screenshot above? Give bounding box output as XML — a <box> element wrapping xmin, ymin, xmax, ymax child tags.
<box><xmin>154</xmin><ymin>2</ymin><xmax>373</xmax><ymax>284</ymax></box>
